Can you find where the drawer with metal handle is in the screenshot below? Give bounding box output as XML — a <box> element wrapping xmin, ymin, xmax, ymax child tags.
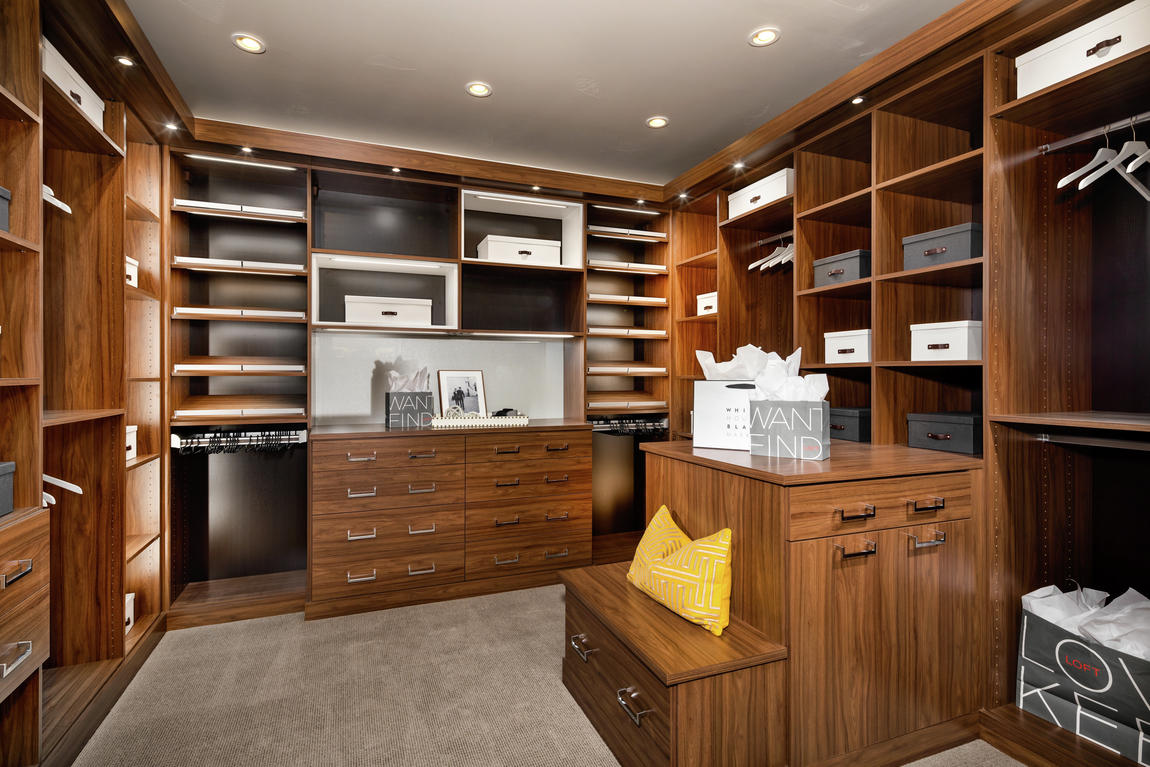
<box><xmin>465</xmin><ymin>430</ymin><xmax>591</xmax><ymax>463</ymax></box>
<box><xmin>465</xmin><ymin>456</ymin><xmax>592</xmax><ymax>502</ymax></box>
<box><xmin>309</xmin><ymin>545</ymin><xmax>465</xmax><ymax>602</ymax></box>
<box><xmin>562</xmin><ymin>592</ymin><xmax>671</xmax><ymax>766</ymax></box>
<box><xmin>0</xmin><ymin>508</ymin><xmax>49</xmax><ymax>620</ymax></box>
<box><xmin>465</xmin><ymin>495</ymin><xmax>591</xmax><ymax>541</ymax></box>
<box><xmin>0</xmin><ymin>584</ymin><xmax>50</xmax><ymax>701</ymax></box>
<box><xmin>312</xmin><ymin>505</ymin><xmax>465</xmax><ymax>562</ymax></box>
<box><xmin>787</xmin><ymin>471</ymin><xmax>972</xmax><ymax>541</ymax></box>
<box><xmin>464</xmin><ymin>527</ymin><xmax>592</xmax><ymax>581</ymax></box>
<box><xmin>311</xmin><ymin>436</ymin><xmax>465</xmax><ymax>472</ymax></box>
<box><xmin>312</xmin><ymin>465</ymin><xmax>465</xmax><ymax>515</ymax></box>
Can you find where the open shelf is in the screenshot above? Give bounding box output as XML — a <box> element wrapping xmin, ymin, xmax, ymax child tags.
<box><xmin>587</xmin><ymin>230</ymin><xmax>667</xmax><ymax>244</ymax></box>
<box><xmin>461</xmin><ymin>258</ymin><xmax>584</xmax><ymax>274</ymax></box>
<box><xmin>171</xmin><ymin>356</ymin><xmax>307</xmax><ymax>376</ymax></box>
<box><xmin>587</xmin><ymin>328</ymin><xmax>668</xmax><ymax>339</ymax></box>
<box><xmin>797</xmin><ymin>188</ymin><xmax>871</xmax><ymax>226</ymax></box>
<box><xmin>0</xmin><ymin>229</ymin><xmax>40</xmax><ymax>254</ymax></box>
<box><xmin>41</xmin><ymin>77</ymin><xmax>122</xmax><ymax>157</ymax></box>
<box><xmin>586</xmin><ymin>361</ymin><xmax>668</xmax><ymax>377</ymax></box>
<box><xmin>125</xmin><ymin>284</ymin><xmax>159</xmax><ymax>302</ymax></box>
<box><xmin>676</xmin><ymin>314</ymin><xmax>718</xmax><ymax>324</ymax></box>
<box><xmin>876</xmin><ymin>360</ymin><xmax>982</xmax><ymax>368</ymax></box>
<box><xmin>171</xmin><ymin>394</ymin><xmax>306</xmax><ymax>425</ymax></box>
<box><xmin>677</xmin><ymin>249</ymin><xmax>717</xmax><ymax>269</ymax></box>
<box><xmin>586</xmin><ymin>295</ymin><xmax>667</xmax><ymax>307</ymax></box>
<box><xmin>172</xmin><ymin>305</ymin><xmax>307</xmax><ymax>323</ymax></box>
<box><xmin>43</xmin><ymin>409</ymin><xmax>125</xmax><ymax>427</ymax></box>
<box><xmin>720</xmin><ymin>194</ymin><xmax>794</xmax><ymax>231</ymax></box>
<box><xmin>797</xmin><ymin>278</ymin><xmax>872</xmax><ymax>299</ymax></box>
<box><xmin>170</xmin><ymin>205</ymin><xmax>306</xmax><ymax>224</ymax></box>
<box><xmin>586</xmin><ymin>390</ymin><xmax>669</xmax><ymax>414</ymax></box>
<box><xmin>126</xmin><ymin>532</ymin><xmax>161</xmax><ymax>563</ymax></box>
<box><xmin>990</xmin><ymin>46</ymin><xmax>1150</xmax><ymax>135</ymax></box>
<box><xmin>125</xmin><ymin>194</ymin><xmax>159</xmax><ymax>223</ymax></box>
<box><xmin>796</xmin><ymin>113</ymin><xmax>871</xmax><ymax>212</ymax></box>
<box><xmin>172</xmin><ymin>258</ymin><xmax>307</xmax><ymax>278</ymax></box>
<box><xmin>126</xmin><ymin>452</ymin><xmax>161</xmax><ymax>471</ymax></box>
<box><xmin>168</xmin><ymin>570</ymin><xmax>306</xmax><ymax>630</ymax></box>
<box><xmin>877</xmin><ymin>258</ymin><xmax>983</xmax><ymax>287</ymax></box>
<box><xmin>990</xmin><ymin>411</ymin><xmax>1150</xmax><ymax>433</ymax></box>
<box><xmin>0</xmin><ymin>81</ymin><xmax>37</xmax><ymax>123</ymax></box>
<box><xmin>876</xmin><ymin>149</ymin><xmax>984</xmax><ymax>204</ymax></box>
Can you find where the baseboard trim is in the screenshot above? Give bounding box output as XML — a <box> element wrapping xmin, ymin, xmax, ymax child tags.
<box><xmin>807</xmin><ymin>713</ymin><xmax>979</xmax><ymax>767</ymax></box>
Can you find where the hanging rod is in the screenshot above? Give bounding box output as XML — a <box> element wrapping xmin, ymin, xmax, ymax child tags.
<box><xmin>1038</xmin><ymin>110</ymin><xmax>1150</xmax><ymax>155</ymax></box>
<box><xmin>171</xmin><ymin>429</ymin><xmax>308</xmax><ymax>449</ymax></box>
<box><xmin>1037</xmin><ymin>432</ymin><xmax>1150</xmax><ymax>452</ymax></box>
<box><xmin>757</xmin><ymin>230</ymin><xmax>794</xmax><ymax>248</ymax></box>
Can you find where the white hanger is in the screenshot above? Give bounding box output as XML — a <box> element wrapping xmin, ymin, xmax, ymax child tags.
<box><xmin>748</xmin><ymin>245</ymin><xmax>783</xmax><ymax>271</ymax></box>
<box><xmin>762</xmin><ymin>242</ymin><xmax>794</xmax><ymax>270</ymax></box>
<box><xmin>1079</xmin><ymin>120</ymin><xmax>1148</xmax><ymax>189</ymax></box>
<box><xmin>1115</xmin><ymin>164</ymin><xmax>1150</xmax><ymax>202</ymax></box>
<box><xmin>1057</xmin><ymin>127</ymin><xmax>1116</xmax><ymax>189</ymax></box>
<box><xmin>1127</xmin><ymin>141</ymin><xmax>1150</xmax><ymax>173</ymax></box>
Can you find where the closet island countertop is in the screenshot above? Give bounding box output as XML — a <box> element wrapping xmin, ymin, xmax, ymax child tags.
<box><xmin>641</xmin><ymin>440</ymin><xmax>983</xmax><ymax>486</ymax></box>
<box><xmin>309</xmin><ymin>418</ymin><xmax>592</xmax><ymax>440</ymax></box>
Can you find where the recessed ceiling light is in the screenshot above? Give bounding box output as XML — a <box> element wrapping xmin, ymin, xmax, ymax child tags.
<box><xmin>646</xmin><ymin>116</ymin><xmax>669</xmax><ymax>129</ymax></box>
<box><xmin>532</xmin><ymin>186</ymin><xmax>540</xmax><ymax>191</ymax></box>
<box><xmin>749</xmin><ymin>27</ymin><xmax>781</xmax><ymax>47</ymax></box>
<box><xmin>115</xmin><ymin>56</ymin><xmax>136</xmax><ymax>67</ymax></box>
<box><xmin>391</xmin><ymin>167</ymin><xmax>401</xmax><ymax>172</ymax></box>
<box><xmin>679</xmin><ymin>193</ymin><xmax>688</xmax><ymax>199</ymax></box>
<box><xmin>466</xmin><ymin>81</ymin><xmax>492</xmax><ymax>98</ymax></box>
<box><xmin>851</xmin><ymin>96</ymin><xmax>865</xmax><ymax>105</ymax></box>
<box><xmin>734</xmin><ymin>162</ymin><xmax>745</xmax><ymax>169</ymax></box>
<box><xmin>231</xmin><ymin>34</ymin><xmax>266</xmax><ymax>54</ymax></box>
<box><xmin>241</xmin><ymin>147</ymin><xmax>253</xmax><ymax>153</ymax></box>
<box><xmin>165</xmin><ymin>123</ymin><xmax>179</xmax><ymax>131</ymax></box>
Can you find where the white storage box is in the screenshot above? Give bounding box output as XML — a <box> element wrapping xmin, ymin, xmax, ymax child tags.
<box><xmin>125</xmin><ymin>256</ymin><xmax>139</xmax><ymax>287</ymax></box>
<box><xmin>126</xmin><ymin>425</ymin><xmax>138</xmax><ymax>461</ymax></box>
<box><xmin>125</xmin><ymin>592</ymin><xmax>135</xmax><ymax>636</ymax></box>
<box><xmin>1015</xmin><ymin>0</ymin><xmax>1150</xmax><ymax>98</ymax></box>
<box><xmin>345</xmin><ymin>295</ymin><xmax>433</xmax><ymax>326</ymax></box>
<box><xmin>477</xmin><ymin>235</ymin><xmax>561</xmax><ymax>266</ymax></box>
<box><xmin>911</xmin><ymin>320</ymin><xmax>982</xmax><ymax>361</ymax></box>
<box><xmin>728</xmin><ymin>168</ymin><xmax>794</xmax><ymax>220</ymax></box>
<box><xmin>42</xmin><ymin>36</ymin><xmax>106</xmax><ymax>128</ymax></box>
<box><xmin>696</xmin><ymin>291</ymin><xmax>718</xmax><ymax>316</ymax></box>
<box><xmin>824</xmin><ymin>329</ymin><xmax>871</xmax><ymax>364</ymax></box>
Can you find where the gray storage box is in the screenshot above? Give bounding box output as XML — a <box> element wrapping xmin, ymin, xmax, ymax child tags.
<box><xmin>902</xmin><ymin>223</ymin><xmax>982</xmax><ymax>271</ymax></box>
<box><xmin>813</xmin><ymin>249</ymin><xmax>870</xmax><ymax>288</ymax></box>
<box><xmin>0</xmin><ymin>186</ymin><xmax>10</xmax><ymax>233</ymax></box>
<box><xmin>0</xmin><ymin>462</ymin><xmax>14</xmax><ymax>517</ymax></box>
<box><xmin>907</xmin><ymin>412</ymin><xmax>982</xmax><ymax>455</ymax></box>
<box><xmin>829</xmin><ymin>407</ymin><xmax>871</xmax><ymax>442</ymax></box>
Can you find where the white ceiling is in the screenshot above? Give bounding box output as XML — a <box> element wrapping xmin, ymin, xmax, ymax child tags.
<box><xmin>126</xmin><ymin>0</ymin><xmax>966</xmax><ymax>185</ymax></box>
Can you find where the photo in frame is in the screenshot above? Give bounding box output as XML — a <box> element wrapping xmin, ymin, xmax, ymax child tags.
<box><xmin>438</xmin><ymin>370</ymin><xmax>487</xmax><ymax>416</ymax></box>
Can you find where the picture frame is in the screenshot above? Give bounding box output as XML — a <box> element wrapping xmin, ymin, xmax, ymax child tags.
<box><xmin>437</xmin><ymin>370</ymin><xmax>487</xmax><ymax>416</ymax></box>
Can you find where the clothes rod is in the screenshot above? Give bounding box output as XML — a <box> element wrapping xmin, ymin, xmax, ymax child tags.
<box><xmin>1038</xmin><ymin>110</ymin><xmax>1150</xmax><ymax>155</ymax></box>
<box><xmin>1037</xmin><ymin>432</ymin><xmax>1150</xmax><ymax>452</ymax></box>
<box><xmin>757</xmin><ymin>230</ymin><xmax>794</xmax><ymax>248</ymax></box>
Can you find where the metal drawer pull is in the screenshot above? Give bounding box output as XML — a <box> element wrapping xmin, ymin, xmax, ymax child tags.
<box><xmin>0</xmin><ymin>559</ymin><xmax>33</xmax><ymax>589</ymax></box>
<box><xmin>347</xmin><ymin>487</ymin><xmax>377</xmax><ymax>499</ymax></box>
<box><xmin>545</xmin><ymin>549</ymin><xmax>569</xmax><ymax>559</ymax></box>
<box><xmin>347</xmin><ymin>452</ymin><xmax>377</xmax><ymax>462</ymax></box>
<box><xmin>546</xmin><ymin>512</ymin><xmax>569</xmax><ymax>521</ymax></box>
<box><xmin>1087</xmin><ymin>35</ymin><xmax>1121</xmax><ymax>57</ymax></box>
<box><xmin>570</xmin><ymin>633</ymin><xmax>597</xmax><ymax>662</ymax></box>
<box><xmin>924</xmin><ymin>246</ymin><xmax>948</xmax><ymax>257</ymax></box>
<box><xmin>703</xmin><ymin>304</ymin><xmax>714</xmax><ymax>311</ymax></box>
<box><xmin>908</xmin><ymin>529</ymin><xmax>947</xmax><ymax>549</ymax></box>
<box><xmin>828</xmin><ymin>268</ymin><xmax>845</xmax><ymax>276</ymax></box>
<box><xmin>910</xmin><ymin>496</ymin><xmax>946</xmax><ymax>513</ymax></box>
<box><xmin>408</xmin><ymin>564</ymin><xmax>436</xmax><ymax>576</ymax></box>
<box><xmin>494</xmin><ymin>446</ymin><xmax>520</xmax><ymax>454</ymax></box>
<box><xmin>836</xmin><ymin>503</ymin><xmax>876</xmax><ymax>522</ymax></box>
<box><xmin>927</xmin><ymin>343</ymin><xmax>950</xmax><ymax>350</ymax></box>
<box><xmin>347</xmin><ymin>570</ymin><xmax>377</xmax><ymax>583</ymax></box>
<box><xmin>408</xmin><ymin>524</ymin><xmax>436</xmax><ymax>535</ymax></box>
<box><xmin>616</xmin><ymin>687</ymin><xmax>653</xmax><ymax>727</ymax></box>
<box><xmin>408</xmin><ymin>484</ymin><xmax>437</xmax><ymax>494</ymax></box>
<box><xmin>0</xmin><ymin>641</ymin><xmax>32</xmax><ymax>679</ymax></box>
<box><xmin>927</xmin><ymin>432</ymin><xmax>951</xmax><ymax>440</ymax></box>
<box><xmin>494</xmin><ymin>554</ymin><xmax>520</xmax><ymax>565</ymax></box>
<box><xmin>830</xmin><ymin>424</ymin><xmax>846</xmax><ymax>431</ymax></box>
<box><xmin>347</xmin><ymin>529</ymin><xmax>377</xmax><ymax>541</ymax></box>
<box><xmin>408</xmin><ymin>449</ymin><xmax>436</xmax><ymax>459</ymax></box>
<box><xmin>518</xmin><ymin>250</ymin><xmax>532</xmax><ymax>256</ymax></box>
<box><xmin>545</xmin><ymin>444</ymin><xmax>570</xmax><ymax>452</ymax></box>
<box><xmin>837</xmin><ymin>348</ymin><xmax>855</xmax><ymax>354</ymax></box>
<box><xmin>835</xmin><ymin>540</ymin><xmax>877</xmax><ymax>559</ymax></box>
<box><xmin>495</xmin><ymin>516</ymin><xmax>520</xmax><ymax>526</ymax></box>
<box><xmin>749</xmin><ymin>195</ymin><xmax>761</xmax><ymax>204</ymax></box>
<box><xmin>495</xmin><ymin>479</ymin><xmax>520</xmax><ymax>487</ymax></box>
<box><xmin>545</xmin><ymin>475</ymin><xmax>569</xmax><ymax>483</ymax></box>
<box><xmin>69</xmin><ymin>90</ymin><xmax>82</xmax><ymax>105</ymax></box>
<box><xmin>381</xmin><ymin>310</ymin><xmax>398</xmax><ymax>316</ymax></box>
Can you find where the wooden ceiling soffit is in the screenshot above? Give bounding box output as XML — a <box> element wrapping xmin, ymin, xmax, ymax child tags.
<box><xmin>41</xmin><ymin>0</ymin><xmax>194</xmax><ymax>139</ymax></box>
<box><xmin>192</xmin><ymin>119</ymin><xmax>664</xmax><ymax>202</ymax></box>
<box><xmin>662</xmin><ymin>0</ymin><xmax>1092</xmax><ymax>199</ymax></box>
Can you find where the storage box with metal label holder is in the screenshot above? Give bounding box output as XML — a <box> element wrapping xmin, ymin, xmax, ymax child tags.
<box><xmin>696</xmin><ymin>291</ymin><xmax>718</xmax><ymax>316</ymax></box>
<box><xmin>0</xmin><ymin>185</ymin><xmax>9</xmax><ymax>232</ymax></box>
<box><xmin>829</xmin><ymin>406</ymin><xmax>871</xmax><ymax>442</ymax></box>
<box><xmin>814</xmin><ymin>249</ymin><xmax>871</xmax><ymax>288</ymax></box>
<box><xmin>728</xmin><ymin>168</ymin><xmax>794</xmax><ymax>220</ymax></box>
<box><xmin>477</xmin><ymin>234</ymin><xmax>562</xmax><ymax>266</ymax></box>
<box><xmin>1015</xmin><ymin>0</ymin><xmax>1150</xmax><ymax>98</ymax></box>
<box><xmin>126</xmin><ymin>426</ymin><xmax>138</xmax><ymax>461</ymax></box>
<box><xmin>824</xmin><ymin>328</ymin><xmax>871</xmax><ymax>364</ymax></box>
<box><xmin>902</xmin><ymin>223</ymin><xmax>982</xmax><ymax>271</ymax></box>
<box><xmin>0</xmin><ymin>462</ymin><xmax>13</xmax><ymax>517</ymax></box>
<box><xmin>125</xmin><ymin>256</ymin><xmax>139</xmax><ymax>287</ymax></box>
<box><xmin>125</xmin><ymin>592</ymin><xmax>135</xmax><ymax>636</ymax></box>
<box><xmin>910</xmin><ymin>320</ymin><xmax>982</xmax><ymax>361</ymax></box>
<box><xmin>907</xmin><ymin>412</ymin><xmax>982</xmax><ymax>455</ymax></box>
<box><xmin>345</xmin><ymin>296</ymin><xmax>433</xmax><ymax>326</ymax></box>
<box><xmin>43</xmin><ymin>36</ymin><xmax>106</xmax><ymax>128</ymax></box>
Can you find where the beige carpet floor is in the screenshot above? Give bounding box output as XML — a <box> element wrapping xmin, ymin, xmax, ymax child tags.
<box><xmin>76</xmin><ymin>584</ymin><xmax>1023</xmax><ymax>767</ymax></box>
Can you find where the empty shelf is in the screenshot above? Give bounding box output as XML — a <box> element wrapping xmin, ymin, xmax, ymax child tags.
<box><xmin>172</xmin><ymin>357</ymin><xmax>306</xmax><ymax>375</ymax></box>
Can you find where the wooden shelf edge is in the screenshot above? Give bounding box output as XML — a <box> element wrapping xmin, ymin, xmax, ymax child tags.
<box><xmin>125</xmin><ymin>284</ymin><xmax>160</xmax><ymax>302</ymax></box>
<box><xmin>797</xmin><ymin>277</ymin><xmax>873</xmax><ymax>298</ymax></box>
<box><xmin>676</xmin><ymin>315</ymin><xmax>718</xmax><ymax>324</ymax></box>
<box><xmin>0</xmin><ymin>229</ymin><xmax>41</xmax><ymax>254</ymax></box>
<box><xmin>126</xmin><ymin>532</ymin><xmax>161</xmax><ymax>562</ymax></box>
<box><xmin>989</xmin><ymin>411</ymin><xmax>1150</xmax><ymax>433</ymax></box>
<box><xmin>171</xmin><ymin>261</ymin><xmax>308</xmax><ymax>278</ymax></box>
<box><xmin>0</xmin><ymin>82</ymin><xmax>39</xmax><ymax>123</ymax></box>
<box><xmin>44</xmin><ymin>409</ymin><xmax>126</xmax><ymax>427</ymax></box>
<box><xmin>41</xmin><ymin>76</ymin><xmax>124</xmax><ymax>158</ymax></box>
<box><xmin>875</xmin><ymin>147</ymin><xmax>984</xmax><ymax>194</ymax></box>
<box><xmin>125</xmin><ymin>194</ymin><xmax>160</xmax><ymax>223</ymax></box>
<box><xmin>461</xmin><ymin>257</ymin><xmax>586</xmax><ymax>274</ymax></box>
<box><xmin>126</xmin><ymin>453</ymin><xmax>161</xmax><ymax>471</ymax></box>
<box><xmin>876</xmin><ymin>257</ymin><xmax>984</xmax><ymax>286</ymax></box>
<box><xmin>123</xmin><ymin>613</ymin><xmax>162</xmax><ymax>656</ymax></box>
<box><xmin>313</xmin><ymin>248</ymin><xmax>457</xmax><ymax>265</ymax></box>
<box><xmin>875</xmin><ymin>360</ymin><xmax>983</xmax><ymax>368</ymax></box>
<box><xmin>796</xmin><ymin>187</ymin><xmax>872</xmax><ymax>223</ymax></box>
<box><xmin>719</xmin><ymin>194</ymin><xmax>795</xmax><ymax>230</ymax></box>
<box><xmin>677</xmin><ymin>249</ymin><xmax>718</xmax><ymax>268</ymax></box>
<box><xmin>170</xmin><ymin>205</ymin><xmax>306</xmax><ymax>224</ymax></box>
<box><xmin>0</xmin><ymin>378</ymin><xmax>40</xmax><ymax>387</ymax></box>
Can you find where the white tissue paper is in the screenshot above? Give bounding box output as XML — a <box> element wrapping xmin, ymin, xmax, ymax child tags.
<box><xmin>387</xmin><ymin>367</ymin><xmax>431</xmax><ymax>393</ymax></box>
<box><xmin>696</xmin><ymin>345</ymin><xmax>829</xmax><ymax>403</ymax></box>
<box><xmin>1021</xmin><ymin>584</ymin><xmax>1109</xmax><ymax>635</ymax></box>
<box><xmin>1080</xmin><ymin>589</ymin><xmax>1150</xmax><ymax>661</ymax></box>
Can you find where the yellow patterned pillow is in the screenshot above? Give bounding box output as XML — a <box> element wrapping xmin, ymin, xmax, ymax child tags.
<box><xmin>627</xmin><ymin>506</ymin><xmax>733</xmax><ymax>636</ymax></box>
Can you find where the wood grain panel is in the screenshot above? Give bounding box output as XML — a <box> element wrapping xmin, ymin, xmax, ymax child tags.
<box><xmin>0</xmin><ymin>118</ymin><xmax>41</xmax><ymax>245</ymax></box>
<box><xmin>0</xmin><ymin>508</ymin><xmax>50</xmax><ymax>620</ymax></box>
<box><xmin>167</xmin><ymin>571</ymin><xmax>304</xmax><ymax>630</ymax></box>
<box><xmin>875</xmin><ymin>111</ymin><xmax>973</xmax><ymax>184</ymax></box>
<box><xmin>796</xmin><ymin>151</ymin><xmax>871</xmax><ymax>212</ymax></box>
<box><xmin>979</xmin><ymin>705</ymin><xmax>1134</xmax><ymax>767</ymax></box>
<box><xmin>0</xmin><ymin>585</ymin><xmax>50</xmax><ymax>703</ymax></box>
<box><xmin>0</xmin><ymin>0</ymin><xmax>40</xmax><ymax>111</ymax></box>
<box><xmin>0</xmin><ymin>386</ymin><xmax>41</xmax><ymax>509</ymax></box>
<box><xmin>465</xmin><ymin>430</ymin><xmax>590</xmax><ymax>463</ymax></box>
<box><xmin>0</xmin><ymin>666</ymin><xmax>40</xmax><ymax>767</ymax></box>
<box><xmin>874</xmin><ymin>189</ymin><xmax>975</xmax><ymax>278</ymax></box>
<box><xmin>311</xmin><ymin>464</ymin><xmax>465</xmax><ymax>515</ymax></box>
<box><xmin>464</xmin><ymin>456</ymin><xmax>591</xmax><ymax>502</ymax></box>
<box><xmin>310</xmin><ymin>544</ymin><xmax>465</xmax><ymax>602</ymax></box>
<box><xmin>311</xmin><ymin>505</ymin><xmax>465</xmax><ymax>561</ymax></box>
<box><xmin>465</xmin><ymin>528</ymin><xmax>591</xmax><ymax>580</ymax></box>
<box><xmin>310</xmin><ymin>436</ymin><xmax>465</xmax><ymax>471</ymax></box>
<box><xmin>563</xmin><ymin>654</ymin><xmax>668</xmax><ymax>767</ymax></box>
<box><xmin>465</xmin><ymin>494</ymin><xmax>591</xmax><ymax>540</ymax></box>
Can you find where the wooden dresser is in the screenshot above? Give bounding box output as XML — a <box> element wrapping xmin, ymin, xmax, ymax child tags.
<box><xmin>563</xmin><ymin>440</ymin><xmax>986</xmax><ymax>767</ymax></box>
<box><xmin>305</xmin><ymin>419</ymin><xmax>593</xmax><ymax>619</ymax></box>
